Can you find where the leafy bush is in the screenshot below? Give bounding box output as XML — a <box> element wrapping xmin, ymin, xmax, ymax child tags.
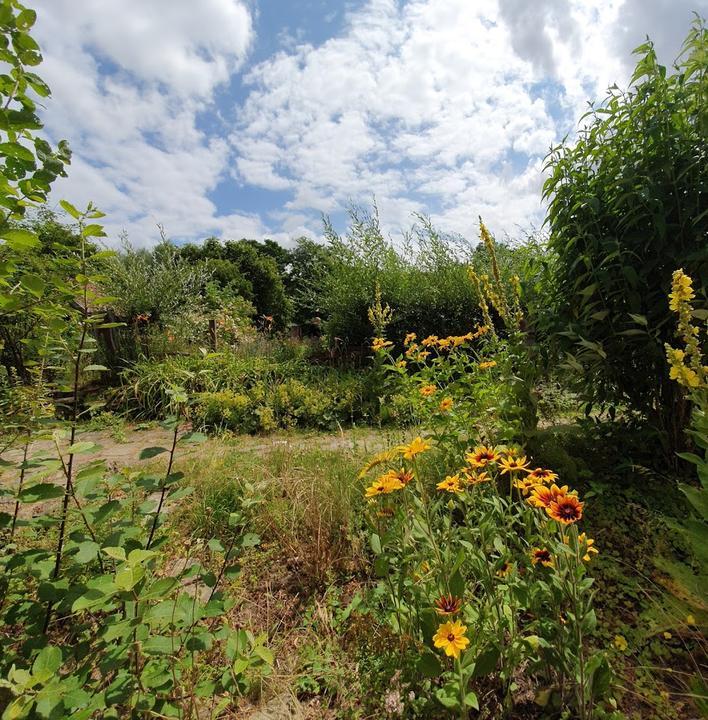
<box><xmin>114</xmin><ymin>348</ymin><xmax>379</xmax><ymax>431</ymax></box>
<box><xmin>543</xmin><ymin>19</ymin><xmax>708</xmax><ymax>445</ymax></box>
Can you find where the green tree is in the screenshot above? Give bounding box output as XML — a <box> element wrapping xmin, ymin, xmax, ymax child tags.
<box><xmin>543</xmin><ymin>18</ymin><xmax>708</xmax><ymax>448</ymax></box>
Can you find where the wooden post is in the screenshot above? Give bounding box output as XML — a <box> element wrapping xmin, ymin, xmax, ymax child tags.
<box><xmin>209</xmin><ymin>318</ymin><xmax>218</xmax><ymax>351</ymax></box>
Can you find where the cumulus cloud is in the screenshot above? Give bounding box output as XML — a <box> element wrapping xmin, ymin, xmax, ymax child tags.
<box><xmin>30</xmin><ymin>0</ymin><xmax>707</xmax><ymax>247</ymax></box>
<box><xmin>33</xmin><ymin>0</ymin><xmax>256</xmax><ymax>246</ymax></box>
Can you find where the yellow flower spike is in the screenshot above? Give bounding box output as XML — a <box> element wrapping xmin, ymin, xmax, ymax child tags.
<box><xmin>433</xmin><ymin>620</ymin><xmax>470</xmax><ymax>659</ymax></box>
<box><xmin>371</xmin><ymin>337</ymin><xmax>393</xmax><ymax>352</ymax></box>
<box><xmin>437</xmin><ymin>474</ymin><xmax>463</xmax><ymax>494</ymax></box>
<box><xmin>399</xmin><ymin>436</ymin><xmax>432</xmax><ymax>460</ymax></box>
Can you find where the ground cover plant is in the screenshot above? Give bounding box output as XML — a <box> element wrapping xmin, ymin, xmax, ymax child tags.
<box><xmin>0</xmin><ymin>2</ymin><xmax>707</xmax><ymax>719</ymax></box>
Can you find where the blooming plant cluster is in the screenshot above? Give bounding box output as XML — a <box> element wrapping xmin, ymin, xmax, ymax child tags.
<box><xmin>362</xmin><ymin>337</ymin><xmax>609</xmax><ymax>716</ymax></box>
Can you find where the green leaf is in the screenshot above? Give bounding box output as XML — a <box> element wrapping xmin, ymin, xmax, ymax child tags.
<box><xmin>18</xmin><ymin>483</ymin><xmax>64</xmax><ymax>502</ymax></box>
<box><xmin>75</xmin><ymin>541</ymin><xmax>100</xmax><ymax>564</ymax></box>
<box><xmin>102</xmin><ymin>546</ymin><xmax>126</xmax><ymax>561</ymax></box>
<box><xmin>32</xmin><ymin>645</ymin><xmax>62</xmax><ymax>682</ymax></box>
<box><xmin>1</xmin><ymin>228</ymin><xmax>39</xmax><ymax>250</ymax></box>
<box><xmin>0</xmin><ymin>141</ymin><xmax>35</xmax><ymax>162</ymax></box>
<box><xmin>66</xmin><ymin>441</ymin><xmax>99</xmax><ymax>455</ymax></box>
<box><xmin>84</xmin><ymin>364</ymin><xmax>109</xmax><ymax>372</ymax></box>
<box><xmin>59</xmin><ymin>199</ymin><xmax>81</xmax><ymax>219</ymax></box>
<box><xmin>253</xmin><ymin>645</ymin><xmax>274</xmax><ymax>665</ymax></box>
<box><xmin>139</xmin><ymin>446</ymin><xmax>169</xmax><ymax>460</ymax></box>
<box><xmin>370</xmin><ymin>533</ymin><xmax>382</xmax><ymax>555</ymax></box>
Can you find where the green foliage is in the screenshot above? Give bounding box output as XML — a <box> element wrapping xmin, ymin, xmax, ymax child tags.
<box><xmin>543</xmin><ymin>19</ymin><xmax>708</xmax><ymax>437</ymax></box>
<box><xmin>114</xmin><ymin>349</ymin><xmax>378</xmax><ymax>431</ymax></box>
<box><xmin>179</xmin><ymin>238</ymin><xmax>291</xmax><ymax>329</ymax></box>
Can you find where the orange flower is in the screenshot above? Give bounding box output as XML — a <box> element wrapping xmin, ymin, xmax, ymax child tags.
<box><xmin>527</xmin><ymin>468</ymin><xmax>558</xmax><ymax>484</ymax></box>
<box><xmin>404</xmin><ymin>332</ymin><xmax>417</xmax><ymax>345</ymax></box>
<box><xmin>528</xmin><ymin>483</ymin><xmax>571</xmax><ymax>509</ymax></box>
<box><xmin>547</xmin><ymin>494</ymin><xmax>584</xmax><ymax>524</ymax></box>
<box><xmin>386</xmin><ymin>468</ymin><xmax>414</xmax><ymax>486</ymax></box>
<box><xmin>421</xmin><ymin>335</ymin><xmax>439</xmax><ymax>347</ymax></box>
<box><xmin>499</xmin><ymin>455</ymin><xmax>531</xmax><ymax>474</ymax></box>
<box><xmin>466</xmin><ymin>445</ymin><xmax>501</xmax><ymax>468</ymax></box>
<box><xmin>434</xmin><ymin>594</ymin><xmax>463</xmax><ymax>615</ymax></box>
<box><xmin>530</xmin><ymin>548</ymin><xmax>553</xmax><ymax>567</ymax></box>
<box><xmin>439</xmin><ymin>397</ymin><xmax>453</xmax><ymax>412</ymax></box>
<box><xmin>418</xmin><ymin>350</ymin><xmax>431</xmax><ymax>360</ymax></box>
<box><xmin>420</xmin><ymin>384</ymin><xmax>436</xmax><ymax>397</ymax></box>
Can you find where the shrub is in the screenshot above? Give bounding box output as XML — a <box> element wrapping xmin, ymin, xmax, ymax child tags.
<box><xmin>543</xmin><ymin>19</ymin><xmax>708</xmax><ymax>446</ymax></box>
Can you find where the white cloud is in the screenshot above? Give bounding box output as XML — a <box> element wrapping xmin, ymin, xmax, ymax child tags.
<box><xmin>29</xmin><ymin>0</ymin><xmax>706</xmax><ymax>247</ymax></box>
<box><xmin>33</xmin><ymin>0</ymin><xmax>256</xmax><ymax>246</ymax></box>
<box><xmin>231</xmin><ymin>0</ymin><xmax>704</xmax><ymax>243</ymax></box>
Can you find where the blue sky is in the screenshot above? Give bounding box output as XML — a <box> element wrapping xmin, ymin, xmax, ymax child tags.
<box><xmin>32</xmin><ymin>0</ymin><xmax>707</xmax><ymax>248</ymax></box>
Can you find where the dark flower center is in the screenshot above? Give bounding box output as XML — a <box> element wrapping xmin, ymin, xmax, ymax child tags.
<box><xmin>447</xmin><ymin>633</ymin><xmax>456</xmax><ymax>642</ymax></box>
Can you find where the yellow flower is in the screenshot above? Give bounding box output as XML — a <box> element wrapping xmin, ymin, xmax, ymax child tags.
<box><xmin>513</xmin><ymin>475</ymin><xmax>537</xmax><ymax>495</ymax></box>
<box><xmin>669</xmin><ymin>364</ymin><xmax>700</xmax><ymax>387</ymax></box>
<box><xmin>478</xmin><ymin>360</ymin><xmax>497</xmax><ymax>370</ymax></box>
<box><xmin>577</xmin><ymin>533</ymin><xmax>598</xmax><ymax>562</ymax></box>
<box><xmin>499</xmin><ymin>455</ymin><xmax>531</xmax><ymax>474</ymax></box>
<box><xmin>462</xmin><ymin>470</ymin><xmax>490</xmax><ymax>486</ymax></box>
<box><xmin>396</xmin><ymin>359</ymin><xmax>407</xmax><ymax>369</ymax></box>
<box><xmin>386</xmin><ymin>468</ymin><xmax>414</xmax><ymax>486</ymax></box>
<box><xmin>668</xmin><ymin>269</ymin><xmax>694</xmax><ymax>311</ymax></box>
<box><xmin>433</xmin><ymin>620</ymin><xmax>470</xmax><ymax>659</ymax></box>
<box><xmin>418</xmin><ymin>350</ymin><xmax>431</xmax><ymax>360</ymax></box>
<box><xmin>437</xmin><ymin>474</ymin><xmax>463</xmax><ymax>494</ymax></box>
<box><xmin>371</xmin><ymin>337</ymin><xmax>393</xmax><ymax>352</ymax></box>
<box><xmin>527</xmin><ymin>468</ymin><xmax>558</xmax><ymax>484</ymax></box>
<box><xmin>530</xmin><ymin>548</ymin><xmax>553</xmax><ymax>567</ymax></box>
<box><xmin>404</xmin><ymin>332</ymin><xmax>417</xmax><ymax>345</ymax></box>
<box><xmin>466</xmin><ymin>445</ymin><xmax>501</xmax><ymax>468</ymax></box>
<box><xmin>662</xmin><ymin>631</ymin><xmax>672</xmax><ymax>640</ymax></box>
<box><xmin>528</xmin><ymin>483</ymin><xmax>574</xmax><ymax>509</ymax></box>
<box><xmin>686</xmin><ymin>614</ymin><xmax>696</xmax><ymax>626</ymax></box>
<box><xmin>437</xmin><ymin>337</ymin><xmax>452</xmax><ymax>350</ymax></box>
<box><xmin>399</xmin><ymin>436</ymin><xmax>431</xmax><ymax>459</ymax></box>
<box><xmin>358</xmin><ymin>447</ymin><xmax>402</xmax><ymax>478</ymax></box>
<box><xmin>364</xmin><ymin>473</ymin><xmax>404</xmax><ymax>498</ymax></box>
<box><xmin>496</xmin><ymin>560</ymin><xmax>513</xmax><ymax>577</ymax></box>
<box><xmin>421</xmin><ymin>335</ymin><xmax>439</xmax><ymax>347</ymax></box>
<box><xmin>613</xmin><ymin>635</ymin><xmax>628</xmax><ymax>652</ymax></box>
<box><xmin>439</xmin><ymin>397</ymin><xmax>453</xmax><ymax>412</ymax></box>
<box><xmin>547</xmin><ymin>494</ymin><xmax>583</xmax><ymax>524</ymax></box>
<box><xmin>420</xmin><ymin>384</ymin><xmax>437</xmax><ymax>397</ymax></box>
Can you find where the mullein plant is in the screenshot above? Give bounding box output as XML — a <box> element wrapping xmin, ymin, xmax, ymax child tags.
<box><xmin>663</xmin><ymin>269</ymin><xmax>708</xmax><ymax>712</ymax></box>
<box><xmin>363</xmin><ymin>342</ymin><xmax>610</xmax><ymax>718</ymax></box>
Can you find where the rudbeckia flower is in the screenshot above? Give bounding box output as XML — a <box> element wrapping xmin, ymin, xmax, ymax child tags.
<box><xmin>527</xmin><ymin>468</ymin><xmax>558</xmax><ymax>484</ymax></box>
<box><xmin>496</xmin><ymin>561</ymin><xmax>513</xmax><ymax>577</ymax></box>
<box><xmin>386</xmin><ymin>468</ymin><xmax>414</xmax><ymax>486</ymax></box>
<box><xmin>399</xmin><ymin>436</ymin><xmax>431</xmax><ymax>459</ymax></box>
<box><xmin>433</xmin><ymin>620</ymin><xmax>470</xmax><ymax>659</ymax></box>
<box><xmin>364</xmin><ymin>474</ymin><xmax>404</xmax><ymax>498</ymax></box>
<box><xmin>420</xmin><ymin>384</ymin><xmax>437</xmax><ymax>397</ymax></box>
<box><xmin>513</xmin><ymin>475</ymin><xmax>537</xmax><ymax>495</ymax></box>
<box><xmin>434</xmin><ymin>594</ymin><xmax>463</xmax><ymax>615</ymax></box>
<box><xmin>437</xmin><ymin>474</ymin><xmax>463</xmax><ymax>494</ymax></box>
<box><xmin>499</xmin><ymin>455</ymin><xmax>531</xmax><ymax>474</ymax></box>
<box><xmin>465</xmin><ymin>445</ymin><xmax>501</xmax><ymax>468</ymax></box>
<box><xmin>528</xmin><ymin>484</ymin><xmax>570</xmax><ymax>509</ymax></box>
<box><xmin>462</xmin><ymin>470</ymin><xmax>490</xmax><ymax>486</ymax></box>
<box><xmin>547</xmin><ymin>494</ymin><xmax>584</xmax><ymax>524</ymax></box>
<box><xmin>439</xmin><ymin>397</ymin><xmax>453</xmax><ymax>412</ymax></box>
<box><xmin>530</xmin><ymin>548</ymin><xmax>554</xmax><ymax>567</ymax></box>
